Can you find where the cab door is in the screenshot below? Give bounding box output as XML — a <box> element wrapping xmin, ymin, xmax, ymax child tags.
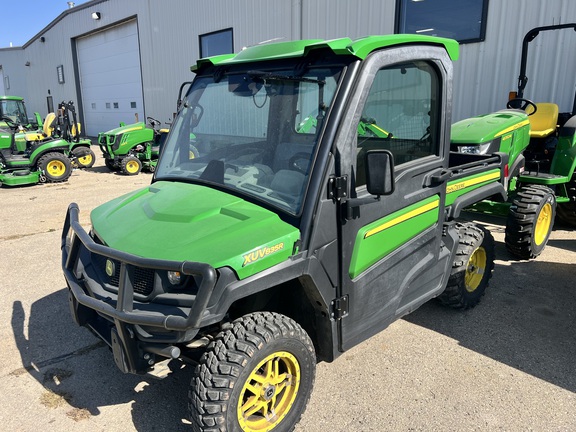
<box><xmin>335</xmin><ymin>45</ymin><xmax>455</xmax><ymax>351</ymax></box>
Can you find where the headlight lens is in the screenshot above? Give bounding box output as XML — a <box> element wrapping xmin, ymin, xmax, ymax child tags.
<box><xmin>167</xmin><ymin>271</ymin><xmax>182</xmax><ymax>285</ymax></box>
<box><xmin>457</xmin><ymin>142</ymin><xmax>492</xmax><ymax>154</ymax></box>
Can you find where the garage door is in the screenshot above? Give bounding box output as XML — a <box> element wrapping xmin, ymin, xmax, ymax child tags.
<box><xmin>77</xmin><ymin>20</ymin><xmax>144</xmax><ymax>137</ymax></box>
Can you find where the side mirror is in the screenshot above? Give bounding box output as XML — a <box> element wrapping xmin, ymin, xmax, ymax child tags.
<box><xmin>365</xmin><ymin>150</ymin><xmax>395</xmax><ymax>196</ymax></box>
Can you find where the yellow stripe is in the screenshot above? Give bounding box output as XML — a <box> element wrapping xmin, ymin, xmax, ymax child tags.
<box><xmin>364</xmin><ymin>200</ymin><xmax>439</xmax><ymax>239</ymax></box>
<box><xmin>494</xmin><ymin>119</ymin><xmax>530</xmax><ymax>137</ymax></box>
<box><xmin>121</xmin><ymin>126</ymin><xmax>144</xmax><ymax>133</ymax></box>
<box><xmin>446</xmin><ymin>171</ymin><xmax>500</xmax><ymax>194</ymax></box>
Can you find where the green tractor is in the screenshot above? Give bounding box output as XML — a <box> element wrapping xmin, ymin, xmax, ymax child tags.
<box><xmin>0</xmin><ymin>95</ymin><xmax>44</xmax><ymax>131</ymax></box>
<box><xmin>450</xmin><ymin>106</ymin><xmax>556</xmax><ymax>259</ymax></box>
<box><xmin>0</xmin><ymin>100</ymin><xmax>93</xmax><ymax>187</ymax></box>
<box><xmin>97</xmin><ymin>116</ymin><xmax>170</xmax><ymax>175</ymax></box>
<box><xmin>450</xmin><ymin>23</ymin><xmax>576</xmax><ymax>259</ymax></box>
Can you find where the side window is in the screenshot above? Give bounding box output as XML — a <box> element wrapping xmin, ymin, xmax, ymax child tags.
<box><xmin>356</xmin><ymin>60</ymin><xmax>440</xmax><ymax>187</ymax></box>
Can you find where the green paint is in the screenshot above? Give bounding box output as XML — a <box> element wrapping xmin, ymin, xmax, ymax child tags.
<box><xmin>349</xmin><ymin>195</ymin><xmax>440</xmax><ymax>279</ymax></box>
<box><xmin>192</xmin><ymin>34</ymin><xmax>459</xmax><ymax>72</ymax></box>
<box><xmin>451</xmin><ymin>110</ymin><xmax>530</xmax><ymax>167</ymax></box>
<box><xmin>445</xmin><ymin>169</ymin><xmax>501</xmax><ymax>206</ymax></box>
<box><xmin>91</xmin><ymin>181</ymin><xmax>300</xmax><ymax>280</ymax></box>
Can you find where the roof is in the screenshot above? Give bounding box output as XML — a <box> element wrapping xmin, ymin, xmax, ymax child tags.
<box><xmin>192</xmin><ymin>34</ymin><xmax>459</xmax><ymax>72</ymax></box>
<box><xmin>0</xmin><ymin>95</ymin><xmax>24</xmax><ymax>101</ymax></box>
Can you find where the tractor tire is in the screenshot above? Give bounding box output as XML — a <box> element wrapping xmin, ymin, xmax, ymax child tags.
<box><xmin>438</xmin><ymin>222</ymin><xmax>494</xmax><ymax>310</ymax></box>
<box><xmin>556</xmin><ymin>175</ymin><xmax>576</xmax><ymax>226</ymax></box>
<box><xmin>121</xmin><ymin>156</ymin><xmax>142</xmax><ymax>176</ymax></box>
<box><xmin>37</xmin><ymin>152</ymin><xmax>72</xmax><ymax>183</ymax></box>
<box><xmin>104</xmin><ymin>158</ymin><xmax>120</xmax><ymax>171</ymax></box>
<box><xmin>189</xmin><ymin>312</ymin><xmax>316</xmax><ymax>432</ymax></box>
<box><xmin>505</xmin><ymin>185</ymin><xmax>555</xmax><ymax>259</ymax></box>
<box><xmin>71</xmin><ymin>147</ymin><xmax>96</xmax><ymax>169</ymax></box>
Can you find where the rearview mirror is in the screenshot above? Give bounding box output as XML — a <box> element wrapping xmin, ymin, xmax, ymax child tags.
<box><xmin>365</xmin><ymin>150</ymin><xmax>395</xmax><ymax>196</ymax></box>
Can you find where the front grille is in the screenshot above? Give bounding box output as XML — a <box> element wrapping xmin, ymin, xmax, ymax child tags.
<box><xmin>91</xmin><ymin>252</ymin><xmax>155</xmax><ymax>296</ymax></box>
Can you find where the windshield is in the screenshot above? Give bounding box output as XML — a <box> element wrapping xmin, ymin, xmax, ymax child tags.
<box><xmin>0</xmin><ymin>99</ymin><xmax>28</xmax><ymax>126</ymax></box>
<box><xmin>156</xmin><ymin>67</ymin><xmax>341</xmax><ymax>215</ymax></box>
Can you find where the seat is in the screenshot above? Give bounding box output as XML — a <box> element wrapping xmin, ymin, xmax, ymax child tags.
<box><xmin>24</xmin><ymin>112</ymin><xmax>56</xmax><ymax>141</ymax></box>
<box><xmin>70</xmin><ymin>121</ymin><xmax>81</xmax><ymax>138</ymax></box>
<box><xmin>529</xmin><ymin>103</ymin><xmax>559</xmax><ymax>138</ymax></box>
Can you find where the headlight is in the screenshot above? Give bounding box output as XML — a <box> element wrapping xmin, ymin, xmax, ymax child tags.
<box><xmin>167</xmin><ymin>271</ymin><xmax>182</xmax><ymax>285</ymax></box>
<box><xmin>457</xmin><ymin>142</ymin><xmax>492</xmax><ymax>154</ymax></box>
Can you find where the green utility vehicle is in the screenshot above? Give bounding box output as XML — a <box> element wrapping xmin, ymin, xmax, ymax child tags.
<box><xmin>63</xmin><ymin>35</ymin><xmax>511</xmax><ymax>431</ymax></box>
<box><xmin>97</xmin><ymin>116</ymin><xmax>171</xmax><ymax>175</ymax></box>
<box><xmin>0</xmin><ymin>100</ymin><xmax>93</xmax><ymax>186</ymax></box>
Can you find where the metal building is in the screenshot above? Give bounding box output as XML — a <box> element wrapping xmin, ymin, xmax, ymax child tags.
<box><xmin>1</xmin><ymin>0</ymin><xmax>576</xmax><ymax>136</ymax></box>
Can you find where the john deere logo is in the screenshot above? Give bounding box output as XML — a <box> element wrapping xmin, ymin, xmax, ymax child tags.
<box><xmin>105</xmin><ymin>259</ymin><xmax>116</xmax><ymax>276</ymax></box>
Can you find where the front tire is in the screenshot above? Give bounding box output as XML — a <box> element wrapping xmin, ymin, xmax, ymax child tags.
<box><xmin>37</xmin><ymin>152</ymin><xmax>72</xmax><ymax>183</ymax></box>
<box><xmin>189</xmin><ymin>312</ymin><xmax>316</xmax><ymax>432</ymax></box>
<box><xmin>121</xmin><ymin>156</ymin><xmax>142</xmax><ymax>175</ymax></box>
<box><xmin>438</xmin><ymin>222</ymin><xmax>495</xmax><ymax>309</ymax></box>
<box><xmin>505</xmin><ymin>185</ymin><xmax>555</xmax><ymax>259</ymax></box>
<box><xmin>104</xmin><ymin>158</ymin><xmax>119</xmax><ymax>171</ymax></box>
<box><xmin>71</xmin><ymin>146</ymin><xmax>96</xmax><ymax>169</ymax></box>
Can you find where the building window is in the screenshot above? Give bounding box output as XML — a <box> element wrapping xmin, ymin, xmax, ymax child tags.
<box><xmin>199</xmin><ymin>28</ymin><xmax>233</xmax><ymax>58</ymax></box>
<box><xmin>396</xmin><ymin>0</ymin><xmax>489</xmax><ymax>44</ymax></box>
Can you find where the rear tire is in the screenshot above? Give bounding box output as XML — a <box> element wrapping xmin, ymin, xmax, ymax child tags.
<box><xmin>505</xmin><ymin>185</ymin><xmax>555</xmax><ymax>259</ymax></box>
<box><xmin>121</xmin><ymin>156</ymin><xmax>142</xmax><ymax>175</ymax></box>
<box><xmin>189</xmin><ymin>312</ymin><xmax>316</xmax><ymax>432</ymax></box>
<box><xmin>438</xmin><ymin>222</ymin><xmax>494</xmax><ymax>309</ymax></box>
<box><xmin>37</xmin><ymin>152</ymin><xmax>72</xmax><ymax>183</ymax></box>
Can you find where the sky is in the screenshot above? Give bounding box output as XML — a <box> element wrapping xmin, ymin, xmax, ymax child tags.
<box><xmin>1</xmin><ymin>1</ymin><xmax>89</xmax><ymax>48</ymax></box>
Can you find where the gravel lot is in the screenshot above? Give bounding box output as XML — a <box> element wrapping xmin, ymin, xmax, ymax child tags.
<box><xmin>1</xmin><ymin>158</ymin><xmax>575</xmax><ymax>431</ymax></box>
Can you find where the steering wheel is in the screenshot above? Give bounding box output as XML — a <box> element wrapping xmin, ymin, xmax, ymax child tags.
<box><xmin>288</xmin><ymin>152</ymin><xmax>311</xmax><ymax>174</ymax></box>
<box><xmin>0</xmin><ymin>115</ymin><xmax>18</xmax><ymax>129</ymax></box>
<box><xmin>147</xmin><ymin>116</ymin><xmax>161</xmax><ymax>128</ymax></box>
<box><xmin>507</xmin><ymin>98</ymin><xmax>538</xmax><ymax>116</ymax></box>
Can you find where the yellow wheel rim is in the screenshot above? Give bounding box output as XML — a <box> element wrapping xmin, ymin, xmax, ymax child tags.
<box><xmin>534</xmin><ymin>202</ymin><xmax>553</xmax><ymax>246</ymax></box>
<box><xmin>46</xmin><ymin>160</ymin><xmax>66</xmax><ymax>177</ymax></box>
<box><xmin>465</xmin><ymin>246</ymin><xmax>486</xmax><ymax>293</ymax></box>
<box><xmin>78</xmin><ymin>153</ymin><xmax>93</xmax><ymax>166</ymax></box>
<box><xmin>237</xmin><ymin>351</ymin><xmax>300</xmax><ymax>431</ymax></box>
<box><xmin>126</xmin><ymin>160</ymin><xmax>140</xmax><ymax>173</ymax></box>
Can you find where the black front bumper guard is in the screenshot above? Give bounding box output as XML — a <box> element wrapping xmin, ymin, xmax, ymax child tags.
<box><xmin>62</xmin><ymin>203</ymin><xmax>217</xmax><ymax>373</ymax></box>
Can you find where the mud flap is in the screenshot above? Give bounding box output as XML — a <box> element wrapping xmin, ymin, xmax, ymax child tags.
<box><xmin>111</xmin><ymin>327</ymin><xmax>131</xmax><ymax>374</ymax></box>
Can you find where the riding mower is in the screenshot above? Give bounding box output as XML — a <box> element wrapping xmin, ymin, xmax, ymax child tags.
<box><xmin>97</xmin><ymin>116</ymin><xmax>170</xmax><ymax>175</ymax></box>
<box><xmin>0</xmin><ymin>101</ymin><xmax>93</xmax><ymax>187</ymax></box>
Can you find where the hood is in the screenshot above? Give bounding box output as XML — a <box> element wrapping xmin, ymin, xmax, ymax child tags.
<box><xmin>91</xmin><ymin>181</ymin><xmax>300</xmax><ymax>279</ymax></box>
<box><xmin>102</xmin><ymin>122</ymin><xmax>147</xmax><ymax>136</ymax></box>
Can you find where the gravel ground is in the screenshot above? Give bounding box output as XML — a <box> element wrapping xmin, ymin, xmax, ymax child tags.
<box><xmin>0</xmin><ymin>158</ymin><xmax>575</xmax><ymax>431</ymax></box>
